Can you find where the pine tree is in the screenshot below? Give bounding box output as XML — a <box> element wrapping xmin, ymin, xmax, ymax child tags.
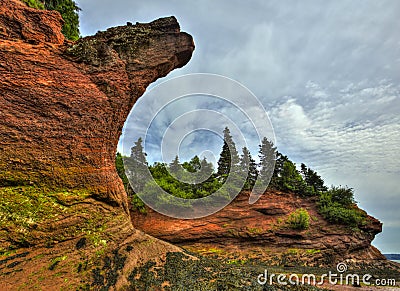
<box><xmin>267</xmin><ymin>151</ymin><xmax>288</xmax><ymax>189</ymax></box>
<box><xmin>130</xmin><ymin>137</ymin><xmax>147</xmax><ymax>165</ymax></box>
<box><xmin>199</xmin><ymin>157</ymin><xmax>214</xmax><ymax>181</ymax></box>
<box><xmin>240</xmin><ymin>147</ymin><xmax>258</xmax><ymax>190</ymax></box>
<box><xmin>22</xmin><ymin>0</ymin><xmax>45</xmax><ymax>9</ymax></box>
<box><xmin>115</xmin><ymin>152</ymin><xmax>132</xmax><ymax>195</ymax></box>
<box><xmin>240</xmin><ymin>147</ymin><xmax>251</xmax><ymax>172</ymax></box>
<box><xmin>300</xmin><ymin>163</ymin><xmax>327</xmax><ymax>193</ymax></box>
<box><xmin>191</xmin><ymin>156</ymin><xmax>214</xmax><ymax>194</ymax></box>
<box><xmin>258</xmin><ymin>137</ymin><xmax>276</xmax><ymax>183</ymax></box>
<box><xmin>169</xmin><ymin>155</ymin><xmax>185</xmax><ymax>181</ymax></box>
<box><xmin>280</xmin><ymin>160</ymin><xmax>305</xmax><ymax>193</ymax></box>
<box><xmin>22</xmin><ymin>1</ymin><xmax>80</xmax><ymax>40</ymax></box>
<box><xmin>125</xmin><ymin>137</ymin><xmax>148</xmax><ymax>192</ymax></box>
<box><xmin>169</xmin><ymin>155</ymin><xmax>181</xmax><ymax>174</ymax></box>
<box><xmin>300</xmin><ymin>163</ymin><xmax>308</xmax><ymax>180</ymax></box>
<box><xmin>182</xmin><ymin>155</ymin><xmax>201</xmax><ymax>173</ymax></box>
<box><xmin>249</xmin><ymin>157</ymin><xmax>258</xmax><ymax>187</ymax></box>
<box><xmin>217</xmin><ymin>127</ymin><xmax>239</xmax><ymax>177</ymax></box>
<box><xmin>189</xmin><ymin>155</ymin><xmax>201</xmax><ymax>172</ymax></box>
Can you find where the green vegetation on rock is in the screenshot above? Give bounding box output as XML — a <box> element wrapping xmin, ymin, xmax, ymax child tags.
<box><xmin>0</xmin><ymin>186</ymin><xmax>91</xmax><ymax>248</ymax></box>
<box><xmin>286</xmin><ymin>208</ymin><xmax>310</xmax><ymax>230</ymax></box>
<box><xmin>115</xmin><ymin>152</ymin><xmax>146</xmax><ymax>213</ymax></box>
<box><xmin>317</xmin><ymin>186</ymin><xmax>366</xmax><ymax>226</ymax></box>
<box><xmin>117</xmin><ymin>126</ymin><xmax>368</xmax><ymax>229</ymax></box>
<box><xmin>0</xmin><ymin>186</ymin><xmax>81</xmax><ymax>229</ymax></box>
<box><xmin>126</xmin><ymin>251</ymin><xmax>326</xmax><ymax>291</ymax></box>
<box><xmin>21</xmin><ymin>0</ymin><xmax>44</xmax><ymax>9</ymax></box>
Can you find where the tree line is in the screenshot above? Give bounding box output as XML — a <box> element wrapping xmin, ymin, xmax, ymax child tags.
<box><xmin>120</xmin><ymin>127</ymin><xmax>327</xmax><ymax>197</ymax></box>
<box><xmin>116</xmin><ymin>126</ymin><xmax>366</xmax><ymax>226</ymax></box>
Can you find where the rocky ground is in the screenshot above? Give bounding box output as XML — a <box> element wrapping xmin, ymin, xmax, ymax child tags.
<box><xmin>131</xmin><ymin>189</ymin><xmax>400</xmax><ymax>290</ymax></box>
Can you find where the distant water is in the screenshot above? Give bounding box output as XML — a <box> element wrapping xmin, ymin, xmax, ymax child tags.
<box><xmin>384</xmin><ymin>254</ymin><xmax>400</xmax><ymax>262</ymax></box>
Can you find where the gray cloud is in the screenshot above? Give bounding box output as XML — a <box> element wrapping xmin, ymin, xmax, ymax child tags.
<box><xmin>77</xmin><ymin>0</ymin><xmax>400</xmax><ymax>253</ymax></box>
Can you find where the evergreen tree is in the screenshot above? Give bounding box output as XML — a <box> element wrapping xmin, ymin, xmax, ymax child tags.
<box><xmin>217</xmin><ymin>127</ymin><xmax>239</xmax><ymax>177</ymax></box>
<box><xmin>248</xmin><ymin>154</ymin><xmax>258</xmax><ymax>189</ymax></box>
<box><xmin>170</xmin><ymin>155</ymin><xmax>189</xmax><ymax>182</ymax></box>
<box><xmin>190</xmin><ymin>156</ymin><xmax>212</xmax><ymax>193</ymax></box>
<box><xmin>189</xmin><ymin>155</ymin><xmax>201</xmax><ymax>172</ymax></box>
<box><xmin>327</xmin><ymin>186</ymin><xmax>355</xmax><ymax>206</ymax></box>
<box><xmin>115</xmin><ymin>152</ymin><xmax>145</xmax><ymax>212</ymax></box>
<box><xmin>22</xmin><ymin>0</ymin><xmax>44</xmax><ymax>9</ymax></box>
<box><xmin>267</xmin><ymin>152</ymin><xmax>290</xmax><ymax>190</ymax></box>
<box><xmin>130</xmin><ymin>137</ymin><xmax>147</xmax><ymax>165</ymax></box>
<box><xmin>240</xmin><ymin>147</ymin><xmax>251</xmax><ymax>172</ymax></box>
<box><xmin>240</xmin><ymin>147</ymin><xmax>258</xmax><ymax>190</ymax></box>
<box><xmin>169</xmin><ymin>155</ymin><xmax>181</xmax><ymax>176</ymax></box>
<box><xmin>125</xmin><ymin>137</ymin><xmax>148</xmax><ymax>192</ymax></box>
<box><xmin>149</xmin><ymin>162</ymin><xmax>169</xmax><ymax>180</ymax></box>
<box><xmin>300</xmin><ymin>163</ymin><xmax>308</xmax><ymax>181</ymax></box>
<box><xmin>115</xmin><ymin>152</ymin><xmax>133</xmax><ymax>196</ymax></box>
<box><xmin>182</xmin><ymin>155</ymin><xmax>201</xmax><ymax>173</ymax></box>
<box><xmin>22</xmin><ymin>1</ymin><xmax>80</xmax><ymax>40</ymax></box>
<box><xmin>280</xmin><ymin>160</ymin><xmax>306</xmax><ymax>193</ymax></box>
<box><xmin>258</xmin><ymin>137</ymin><xmax>277</xmax><ymax>184</ymax></box>
<box><xmin>272</xmin><ymin>152</ymin><xmax>288</xmax><ymax>179</ymax></box>
<box><xmin>300</xmin><ymin>163</ymin><xmax>327</xmax><ymax>193</ymax></box>
<box><xmin>199</xmin><ymin>157</ymin><xmax>214</xmax><ymax>182</ymax></box>
<box><xmin>44</xmin><ymin>0</ymin><xmax>81</xmax><ymax>40</ymax></box>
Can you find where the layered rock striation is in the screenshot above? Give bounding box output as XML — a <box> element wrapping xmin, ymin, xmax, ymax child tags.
<box><xmin>0</xmin><ymin>1</ymin><xmax>197</xmax><ymax>289</ymax></box>
<box><xmin>132</xmin><ymin>190</ymin><xmax>387</xmax><ymax>267</ymax></box>
<box><xmin>0</xmin><ymin>0</ymin><xmax>193</xmax><ymax>209</ymax></box>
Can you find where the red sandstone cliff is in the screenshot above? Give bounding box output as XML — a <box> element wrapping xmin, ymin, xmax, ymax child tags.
<box><xmin>0</xmin><ymin>0</ymin><xmax>194</xmax><ymax>210</ymax></box>
<box><xmin>0</xmin><ymin>1</ymin><xmax>195</xmax><ymax>289</ymax></box>
<box><xmin>131</xmin><ymin>190</ymin><xmax>388</xmax><ymax>267</ymax></box>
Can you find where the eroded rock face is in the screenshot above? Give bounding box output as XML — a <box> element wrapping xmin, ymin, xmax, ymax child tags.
<box><xmin>0</xmin><ymin>1</ymin><xmax>195</xmax><ymax>289</ymax></box>
<box><xmin>131</xmin><ymin>190</ymin><xmax>387</xmax><ymax>267</ymax></box>
<box><xmin>0</xmin><ymin>0</ymin><xmax>64</xmax><ymax>44</ymax></box>
<box><xmin>0</xmin><ymin>0</ymin><xmax>194</xmax><ymax>209</ymax></box>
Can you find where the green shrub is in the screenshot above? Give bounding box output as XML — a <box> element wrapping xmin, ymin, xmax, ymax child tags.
<box><xmin>318</xmin><ymin>203</ymin><xmax>366</xmax><ymax>226</ymax></box>
<box><xmin>317</xmin><ymin>186</ymin><xmax>366</xmax><ymax>226</ymax></box>
<box><xmin>327</xmin><ymin>186</ymin><xmax>355</xmax><ymax>206</ymax></box>
<box><xmin>130</xmin><ymin>194</ymin><xmax>146</xmax><ymax>214</ymax></box>
<box><xmin>287</xmin><ymin>208</ymin><xmax>310</xmax><ymax>230</ymax></box>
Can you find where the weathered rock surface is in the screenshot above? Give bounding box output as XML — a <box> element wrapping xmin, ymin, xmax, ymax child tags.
<box><xmin>0</xmin><ymin>0</ymin><xmax>194</xmax><ymax>210</ymax></box>
<box><xmin>0</xmin><ymin>0</ymin><xmax>64</xmax><ymax>44</ymax></box>
<box><xmin>0</xmin><ymin>1</ymin><xmax>199</xmax><ymax>289</ymax></box>
<box><xmin>132</xmin><ymin>190</ymin><xmax>389</xmax><ymax>267</ymax></box>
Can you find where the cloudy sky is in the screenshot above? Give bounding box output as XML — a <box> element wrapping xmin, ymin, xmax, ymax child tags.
<box><xmin>76</xmin><ymin>0</ymin><xmax>400</xmax><ymax>254</ymax></box>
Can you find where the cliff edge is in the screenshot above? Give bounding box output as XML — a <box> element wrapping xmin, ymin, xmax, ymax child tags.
<box><xmin>0</xmin><ymin>1</ymin><xmax>198</xmax><ymax>289</ymax></box>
